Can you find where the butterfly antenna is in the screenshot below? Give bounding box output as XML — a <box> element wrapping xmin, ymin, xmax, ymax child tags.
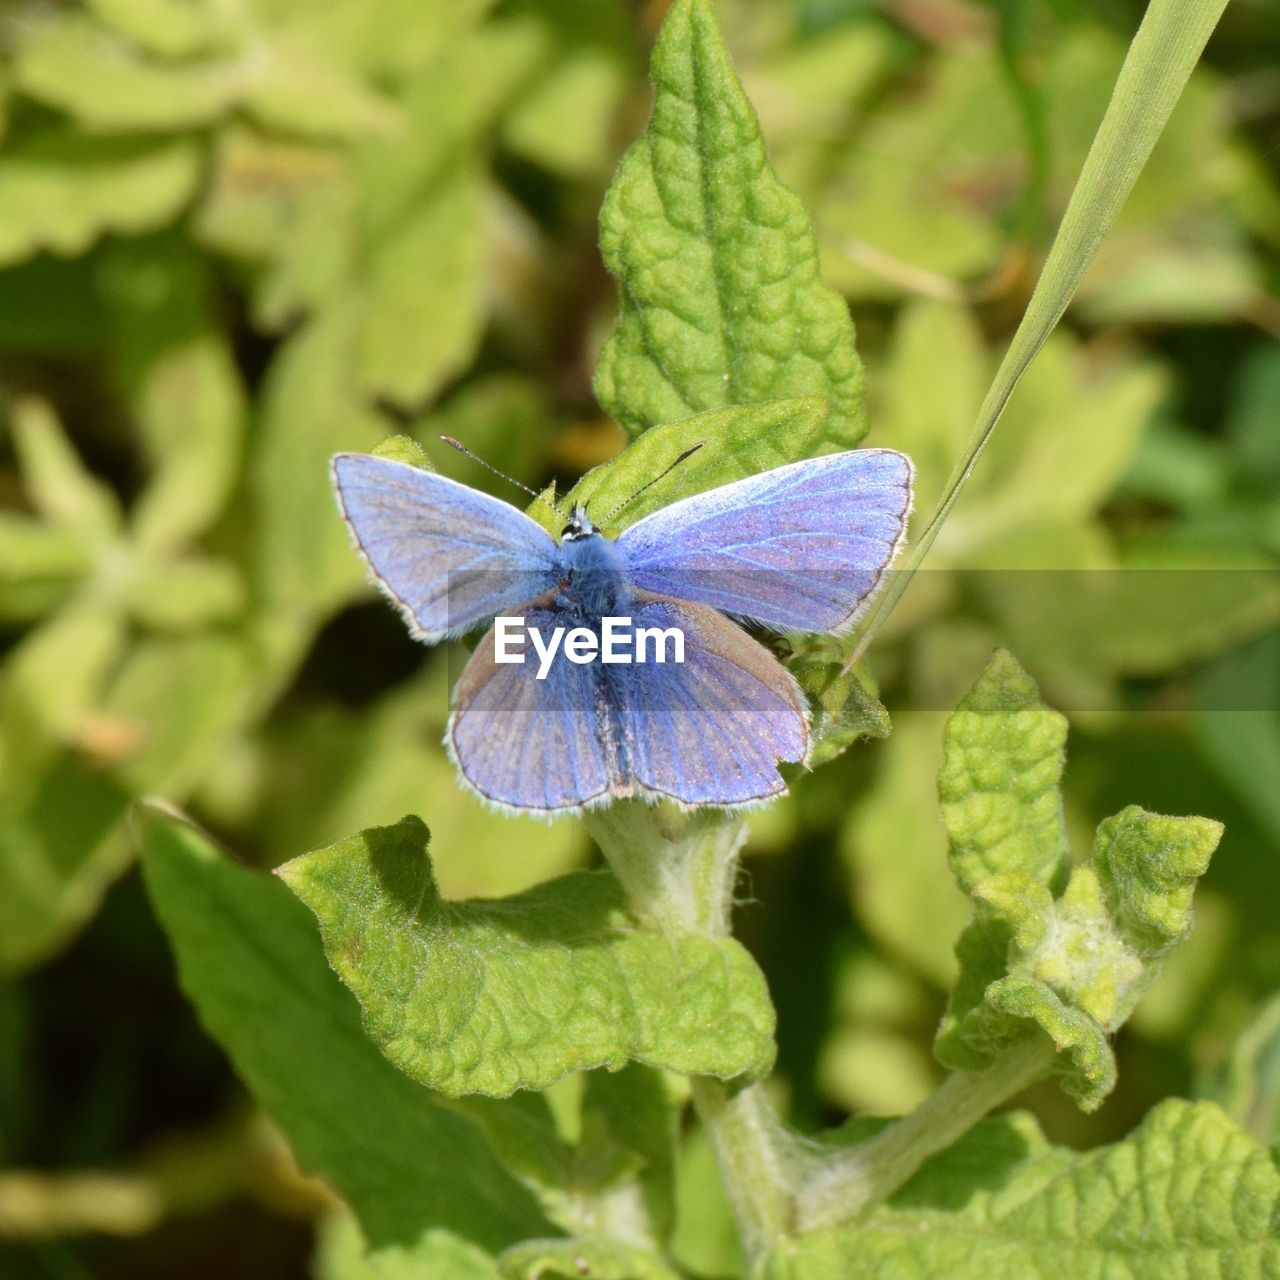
<box><xmin>599</xmin><ymin>441</ymin><xmax>706</xmax><ymax>525</ymax></box>
<box><xmin>438</xmin><ymin>436</ymin><xmax>561</xmax><ymax>516</ymax></box>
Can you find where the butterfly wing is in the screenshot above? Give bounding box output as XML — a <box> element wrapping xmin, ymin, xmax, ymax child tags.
<box><xmin>616</xmin><ymin>593</ymin><xmax>808</xmax><ymax>806</ymax></box>
<box><xmin>615</xmin><ymin>450</ymin><xmax>912</xmax><ymax>633</ymax></box>
<box><xmin>332</xmin><ymin>453</ymin><xmax>563</xmax><ymax>641</ymax></box>
<box><xmin>448</xmin><ymin>601</ymin><xmax>622</xmax><ymax>813</ymax></box>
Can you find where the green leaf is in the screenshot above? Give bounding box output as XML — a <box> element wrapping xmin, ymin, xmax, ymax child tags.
<box><xmin>86</xmin><ymin>0</ymin><xmax>240</xmax><ymax>58</ymax></box>
<box><xmin>934</xmin><ymin>651</ymin><xmax>1222</xmax><ymax>1109</ymax></box>
<box><xmin>458</xmin><ymin>1066</ymin><xmax>679</xmax><ymax>1248</ymax></box>
<box><xmin>974</xmin><ymin>551</ymin><xmax>1280</xmax><ymax>710</ymax></box>
<box><xmin>948</xmin><ymin>334</ymin><xmax>1166</xmax><ymax>555</ymax></box>
<box><xmin>1228</xmin><ymin>345</ymin><xmax>1280</xmax><ymax>488</ymax></box>
<box><xmin>851</xmin><ymin>0</ymin><xmax>1232</xmax><ymax>654</ymax></box>
<box><xmin>119</xmin><ymin>556</ymin><xmax>245</xmax><ymax>631</ymax></box>
<box><xmin>501</xmin><ymin>45</ymin><xmax>630</xmax><ymax>180</ymax></box>
<box><xmin>937</xmin><ymin>648</ymin><xmax>1069</xmax><ymax>895</ymax></box>
<box><xmin>880</xmin><ymin>300</ymin><xmax>986</xmax><ymax>522</ymax></box>
<box><xmin>411</xmin><ymin>374</ymin><xmax>553</xmax><ymax>495</ymax></box>
<box><xmin>840</xmin><ymin>716</ymin><xmax>969</xmax><ymax>987</ymax></box>
<box><xmin>97</xmin><ymin>239</ymin><xmax>246</xmax><ymax>554</ymax></box>
<box><xmin>1</xmin><ymin>601</ymin><xmax>127</xmax><ymax>793</ymax></box>
<box><xmin>789</xmin><ymin>655</ymin><xmax>889</xmax><ymax>770</ymax></box>
<box><xmin>581</xmin><ymin>1065</ymin><xmax>678</xmax><ymax>1244</ymax></box>
<box><xmin>0</xmin><ymin>515</ymin><xmax>92</xmax><ymax>621</ymax></box>
<box><xmin>809</xmin><ymin>50</ymin><xmax>1013</xmax><ymax>302</ymax></box>
<box><xmin>1209</xmin><ymin>991</ymin><xmax>1280</xmax><ymax>1144</ymax></box>
<box><xmin>277</xmin><ymin>816</ymin><xmax>776</xmax><ymax>1096</ymax></box>
<box><xmin>0</xmin><ymin>760</ymin><xmax>131</xmax><ymax>975</ymax></box>
<box><xmin>370</xmin><ymin>434</ymin><xmax>436</xmax><ymax>470</ymax></box>
<box><xmin>499</xmin><ymin>1239</ymin><xmax>681</xmax><ymax>1280</ymax></box>
<box><xmin>8</xmin><ymin>396</ymin><xmax>121</xmax><ymax>540</ymax></box>
<box><xmin>0</xmin><ymin>129</ymin><xmax>200</xmax><ymax>268</ymax></box>
<box><xmin>99</xmin><ymin>635</ymin><xmax>253</xmax><ymax>795</ymax></box>
<box><xmin>253</xmin><ymin>308</ymin><xmax>393</xmax><ymax>622</ymax></box>
<box><xmin>594</xmin><ymin>0</ymin><xmax>865</xmax><ymax>447</ymax></box>
<box><xmin>544</xmin><ymin>398</ymin><xmax>829</xmax><ymax>533</ymax></box>
<box><xmin>353</xmin><ymin>161</ymin><xmax>486</xmax><ymax>408</ymax></box>
<box><xmin>138</xmin><ymin>808</ymin><xmax>552</xmax><ymax>1252</ymax></box>
<box><xmin>762</xmin><ymin>1101</ymin><xmax>1280</xmax><ymax>1279</ymax></box>
<box><xmin>240</xmin><ymin>49</ymin><xmax>402</xmax><ymax>142</ymax></box>
<box><xmin>14</xmin><ymin>14</ymin><xmax>241</xmax><ymax>130</ymax></box>
<box><xmin>316</xmin><ymin>1216</ymin><xmax>502</xmax><ymax>1280</ymax></box>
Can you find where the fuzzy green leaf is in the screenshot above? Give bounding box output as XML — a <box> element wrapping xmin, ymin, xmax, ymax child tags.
<box><xmin>317</xmin><ymin>1218</ymin><xmax>502</xmax><ymax>1280</ymax></box>
<box><xmin>763</xmin><ymin>1101</ymin><xmax>1280</xmax><ymax>1279</ymax></box>
<box><xmin>138</xmin><ymin>808</ymin><xmax>552</xmax><ymax>1252</ymax></box>
<box><xmin>541</xmin><ymin>398</ymin><xmax>829</xmax><ymax>534</ymax></box>
<box><xmin>790</xmin><ymin>656</ymin><xmax>889</xmax><ymax>770</ymax></box>
<box><xmin>447</xmin><ymin>1065</ymin><xmax>677</xmax><ymax>1246</ymax></box>
<box><xmin>594</xmin><ymin>0</ymin><xmax>865</xmax><ymax>447</ymax></box>
<box><xmin>935</xmin><ymin>652</ymin><xmax>1222</xmax><ymax>1109</ymax></box>
<box><xmin>499</xmin><ymin>1239</ymin><xmax>680</xmax><ymax>1280</ymax></box>
<box><xmin>277</xmin><ymin>816</ymin><xmax>776</xmax><ymax>1096</ymax></box>
<box><xmin>937</xmin><ymin>647</ymin><xmax>1070</xmax><ymax>894</ymax></box>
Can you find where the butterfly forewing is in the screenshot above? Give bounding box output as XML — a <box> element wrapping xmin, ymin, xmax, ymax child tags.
<box><xmin>615</xmin><ymin>450</ymin><xmax>912</xmax><ymax>633</ymax></box>
<box><xmin>332</xmin><ymin>454</ymin><xmax>562</xmax><ymax>641</ymax></box>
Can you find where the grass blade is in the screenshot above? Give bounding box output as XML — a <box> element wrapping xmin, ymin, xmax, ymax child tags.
<box><xmin>849</xmin><ymin>0</ymin><xmax>1232</xmax><ymax>665</ymax></box>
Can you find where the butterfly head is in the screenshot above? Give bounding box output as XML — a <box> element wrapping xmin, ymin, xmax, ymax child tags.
<box><xmin>561</xmin><ymin>504</ymin><xmax>598</xmax><ymax>542</ymax></box>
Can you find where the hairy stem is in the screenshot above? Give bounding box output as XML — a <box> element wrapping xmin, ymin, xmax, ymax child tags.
<box><xmin>589</xmin><ymin>803</ymin><xmax>1059</xmax><ymax>1255</ymax></box>
<box><xmin>690</xmin><ymin>1079</ymin><xmax>802</xmax><ymax>1256</ymax></box>
<box><xmin>796</xmin><ymin>1036</ymin><xmax>1055</xmax><ymax>1232</ymax></box>
<box><xmin>586</xmin><ymin>801</ymin><xmax>745</xmax><ymax>935</ymax></box>
<box><xmin>589</xmin><ymin>802</ymin><xmax>798</xmax><ymax>1258</ymax></box>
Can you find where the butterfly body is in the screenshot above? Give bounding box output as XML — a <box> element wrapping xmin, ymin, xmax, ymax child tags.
<box><xmin>552</xmin><ymin>513</ymin><xmax>632</xmax><ymax>623</ymax></box>
<box><xmin>332</xmin><ymin>447</ymin><xmax>912</xmax><ymax>815</ymax></box>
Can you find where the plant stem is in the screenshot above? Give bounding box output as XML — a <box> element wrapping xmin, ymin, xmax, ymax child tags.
<box><xmin>588</xmin><ymin>802</ymin><xmax>799</xmax><ymax>1258</ymax></box>
<box><xmin>795</xmin><ymin>1036</ymin><xmax>1055</xmax><ymax>1232</ymax></box>
<box><xmin>586</xmin><ymin>801</ymin><xmax>745</xmax><ymax>936</ymax></box>
<box><xmin>589</xmin><ymin>803</ymin><xmax>1059</xmax><ymax>1254</ymax></box>
<box><xmin>689</xmin><ymin>1079</ymin><xmax>801</xmax><ymax>1257</ymax></box>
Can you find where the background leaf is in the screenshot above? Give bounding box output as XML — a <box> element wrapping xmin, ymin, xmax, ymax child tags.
<box><xmin>139</xmin><ymin>807</ymin><xmax>552</xmax><ymax>1252</ymax></box>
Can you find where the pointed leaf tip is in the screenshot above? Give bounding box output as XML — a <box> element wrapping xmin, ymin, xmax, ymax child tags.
<box><xmin>594</xmin><ymin>0</ymin><xmax>865</xmax><ymax>450</ymax></box>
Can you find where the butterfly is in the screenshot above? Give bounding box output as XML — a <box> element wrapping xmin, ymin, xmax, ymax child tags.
<box><xmin>331</xmin><ymin>446</ymin><xmax>912</xmax><ymax>814</ymax></box>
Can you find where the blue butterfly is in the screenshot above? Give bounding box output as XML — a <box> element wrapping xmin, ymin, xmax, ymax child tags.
<box><xmin>332</xmin><ymin>447</ymin><xmax>912</xmax><ymax>814</ymax></box>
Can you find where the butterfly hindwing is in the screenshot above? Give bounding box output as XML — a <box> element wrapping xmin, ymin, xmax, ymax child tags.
<box><xmin>332</xmin><ymin>453</ymin><xmax>562</xmax><ymax>641</ymax></box>
<box><xmin>616</xmin><ymin>593</ymin><xmax>809</xmax><ymax>806</ymax></box>
<box><xmin>615</xmin><ymin>450</ymin><xmax>912</xmax><ymax>633</ymax></box>
<box><xmin>448</xmin><ymin>594</ymin><xmax>806</xmax><ymax>813</ymax></box>
<box><xmin>448</xmin><ymin>601</ymin><xmax>620</xmax><ymax>813</ymax></box>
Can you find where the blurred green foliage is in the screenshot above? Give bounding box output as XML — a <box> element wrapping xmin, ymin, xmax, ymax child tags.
<box><xmin>1</xmin><ymin>0</ymin><xmax>1279</xmax><ymax>1274</ymax></box>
